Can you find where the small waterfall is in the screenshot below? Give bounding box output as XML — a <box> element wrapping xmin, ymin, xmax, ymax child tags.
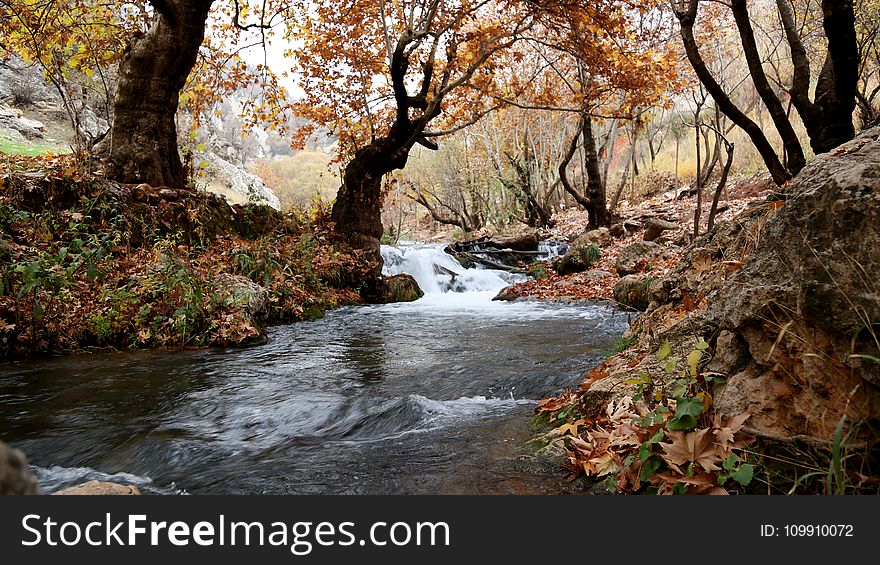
<box><xmin>381</xmin><ymin>244</ymin><xmax>524</xmax><ymax>294</ymax></box>
<box><xmin>538</xmin><ymin>240</ymin><xmax>569</xmax><ymax>258</ymax></box>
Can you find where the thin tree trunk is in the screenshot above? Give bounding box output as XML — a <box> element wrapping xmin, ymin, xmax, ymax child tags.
<box><xmin>674</xmin><ymin>0</ymin><xmax>791</xmax><ymax>185</ymax></box>
<box><xmin>694</xmin><ymin>118</ymin><xmax>702</xmax><ymax>237</ymax></box>
<box><xmin>731</xmin><ymin>0</ymin><xmax>806</xmax><ymax>174</ymax></box>
<box><xmin>708</xmin><ymin>141</ymin><xmax>735</xmax><ymax>231</ymax></box>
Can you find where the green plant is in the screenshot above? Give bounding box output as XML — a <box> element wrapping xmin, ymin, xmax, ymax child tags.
<box><xmin>578</xmin><ymin>243</ymin><xmax>601</xmax><ymax>267</ymax></box>
<box><xmin>526</xmin><ymin>261</ymin><xmax>550</xmax><ymax>280</ymax></box>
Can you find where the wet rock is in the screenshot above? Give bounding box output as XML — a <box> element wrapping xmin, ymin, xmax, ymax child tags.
<box><xmin>375</xmin><ymin>274</ymin><xmax>424</xmax><ymax>303</ymax></box>
<box><xmin>615</xmin><ymin>241</ymin><xmax>673</xmax><ymax>276</ymax></box>
<box><xmin>0</xmin><ymin>440</ymin><xmax>41</xmax><ymax>495</ymax></box>
<box><xmin>54</xmin><ymin>481</ymin><xmax>140</xmax><ymax>495</ymax></box>
<box><xmin>613</xmin><ymin>275</ymin><xmax>651</xmax><ymax>311</ymax></box>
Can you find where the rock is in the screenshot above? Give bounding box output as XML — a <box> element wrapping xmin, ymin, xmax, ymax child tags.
<box><xmin>643</xmin><ymin>218</ymin><xmax>678</xmax><ymax>242</ymax></box>
<box><xmin>0</xmin><ymin>103</ymin><xmax>46</xmax><ymax>139</ymax></box>
<box><xmin>704</xmin><ymin>330</ymin><xmax>748</xmax><ymax>375</ymax></box>
<box><xmin>613</xmin><ymin>275</ymin><xmax>651</xmax><ymax>311</ymax></box>
<box><xmin>554</xmin><ymin>229</ymin><xmax>609</xmax><ymax>275</ymax></box>
<box><xmin>77</xmin><ymin>106</ymin><xmax>109</xmax><ymax>141</ymax></box>
<box><xmin>375</xmin><ymin>274</ymin><xmax>424</xmax><ymax>303</ymax></box>
<box><xmin>615</xmin><ymin>241</ymin><xmax>672</xmax><ymax>276</ymax></box>
<box><xmin>216</xmin><ymin>273</ymin><xmax>269</xmax><ymax>320</ymax></box>
<box><xmin>203</xmin><ymin>153</ymin><xmax>281</xmax><ymax>210</ymax></box>
<box><xmin>567</xmin><ymin>227</ymin><xmax>610</xmax><ymax>248</ymax></box>
<box><xmin>0</xmin><ymin>440</ymin><xmax>41</xmax><ymax>495</ymax></box>
<box><xmin>54</xmin><ymin>481</ymin><xmax>140</xmax><ymax>495</ymax></box>
<box><xmin>707</xmin><ymin>125</ymin><xmax>880</xmax><ymax>439</ymax></box>
<box><xmin>608</xmin><ymin>224</ymin><xmax>626</xmax><ymax>238</ymax></box>
<box><xmin>556</xmin><ymin>239</ymin><xmax>602</xmax><ymax>276</ymax></box>
<box><xmin>585</xmin><ymin>269</ymin><xmax>614</xmax><ymax>280</ymax></box>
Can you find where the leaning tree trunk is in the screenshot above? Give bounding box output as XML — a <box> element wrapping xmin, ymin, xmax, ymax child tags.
<box><xmin>731</xmin><ymin>0</ymin><xmax>806</xmax><ymax>175</ymax></box>
<box><xmin>97</xmin><ymin>0</ymin><xmax>214</xmax><ymax>188</ymax></box>
<box><xmin>332</xmin><ymin>125</ymin><xmax>413</xmax><ymax>298</ymax></box>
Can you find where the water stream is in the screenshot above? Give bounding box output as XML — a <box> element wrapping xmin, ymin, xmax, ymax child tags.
<box><xmin>0</xmin><ymin>244</ymin><xmax>629</xmax><ymax>494</ymax></box>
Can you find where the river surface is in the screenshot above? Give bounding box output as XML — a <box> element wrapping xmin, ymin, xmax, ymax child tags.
<box><xmin>0</xmin><ymin>244</ymin><xmax>629</xmax><ymax>494</ymax></box>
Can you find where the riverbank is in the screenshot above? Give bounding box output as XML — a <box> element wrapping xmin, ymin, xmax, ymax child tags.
<box><xmin>0</xmin><ymin>154</ymin><xmax>370</xmax><ymax>359</ymax></box>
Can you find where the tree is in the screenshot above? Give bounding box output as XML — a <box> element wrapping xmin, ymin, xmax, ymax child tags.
<box><xmin>291</xmin><ymin>0</ymin><xmax>534</xmax><ymax>292</ymax></box>
<box><xmin>1</xmin><ymin>1</ymin><xmax>298</xmax><ymax>188</ymax></box>
<box><xmin>96</xmin><ymin>0</ymin><xmax>216</xmax><ymax>188</ymax></box>
<box><xmin>672</xmin><ymin>0</ymin><xmax>792</xmax><ymax>185</ymax></box>
<box><xmin>775</xmin><ymin>0</ymin><xmax>860</xmax><ymax>153</ymax></box>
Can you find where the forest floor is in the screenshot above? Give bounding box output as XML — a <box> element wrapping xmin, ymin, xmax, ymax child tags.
<box><xmin>495</xmin><ymin>173</ymin><xmax>773</xmax><ymax>303</ymax></box>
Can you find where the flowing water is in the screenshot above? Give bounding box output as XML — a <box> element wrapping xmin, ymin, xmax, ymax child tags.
<box><xmin>0</xmin><ymin>243</ymin><xmax>629</xmax><ymax>494</ymax></box>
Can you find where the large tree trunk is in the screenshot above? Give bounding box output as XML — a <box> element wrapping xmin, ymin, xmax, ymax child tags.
<box><xmin>332</xmin><ymin>124</ymin><xmax>415</xmax><ymax>298</ymax></box>
<box><xmin>775</xmin><ymin>0</ymin><xmax>858</xmax><ymax>154</ymax></box>
<box><xmin>97</xmin><ymin>0</ymin><xmax>214</xmax><ymax>188</ymax></box>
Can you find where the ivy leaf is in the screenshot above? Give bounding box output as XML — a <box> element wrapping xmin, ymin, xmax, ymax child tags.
<box><xmin>723</xmin><ymin>454</ymin><xmax>738</xmax><ymax>471</ymax></box>
<box><xmin>667</xmin><ymin>396</ymin><xmax>704</xmax><ymax>430</ymax></box>
<box><xmin>658</xmin><ymin>341</ymin><xmax>672</xmax><ymax>361</ymax></box>
<box><xmin>639</xmin><ymin>456</ymin><xmax>662</xmax><ymax>482</ymax></box>
<box><xmin>730</xmin><ymin>464</ymin><xmax>754</xmax><ymax>486</ymax></box>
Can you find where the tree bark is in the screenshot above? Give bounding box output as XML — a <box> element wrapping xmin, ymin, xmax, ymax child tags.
<box><xmin>708</xmin><ymin>141</ymin><xmax>734</xmax><ymax>232</ymax></box>
<box><xmin>97</xmin><ymin>0</ymin><xmax>214</xmax><ymax>188</ymax></box>
<box><xmin>673</xmin><ymin>0</ymin><xmax>791</xmax><ymax>185</ymax></box>
<box><xmin>776</xmin><ymin>0</ymin><xmax>858</xmax><ymax>153</ymax></box>
<box><xmin>581</xmin><ymin>113</ymin><xmax>608</xmax><ymax>227</ymax></box>
<box><xmin>731</xmin><ymin>0</ymin><xmax>806</xmax><ymax>174</ymax></box>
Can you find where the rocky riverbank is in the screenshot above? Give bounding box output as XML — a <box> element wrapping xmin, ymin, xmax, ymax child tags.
<box><xmin>0</xmin><ymin>154</ymin><xmax>375</xmax><ymax>359</ymax></box>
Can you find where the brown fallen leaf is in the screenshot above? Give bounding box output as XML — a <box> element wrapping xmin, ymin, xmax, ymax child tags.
<box><xmin>659</xmin><ymin>428</ymin><xmax>722</xmax><ymax>472</ymax></box>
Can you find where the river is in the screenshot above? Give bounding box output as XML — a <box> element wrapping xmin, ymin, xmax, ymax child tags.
<box><xmin>0</xmin><ymin>243</ymin><xmax>629</xmax><ymax>494</ymax></box>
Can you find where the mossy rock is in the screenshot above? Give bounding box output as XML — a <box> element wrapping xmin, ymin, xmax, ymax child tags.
<box><xmin>375</xmin><ymin>274</ymin><xmax>423</xmax><ymax>303</ymax></box>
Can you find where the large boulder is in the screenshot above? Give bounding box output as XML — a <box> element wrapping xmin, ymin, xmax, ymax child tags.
<box><xmin>708</xmin><ymin>126</ymin><xmax>880</xmax><ymax>438</ymax></box>
<box><xmin>579</xmin><ymin>125</ymin><xmax>880</xmax><ymax>444</ymax></box>
<box><xmin>615</xmin><ymin>241</ymin><xmax>673</xmax><ymax>276</ymax></box>
<box><xmin>375</xmin><ymin>274</ymin><xmax>424</xmax><ymax>303</ymax></box>
<box><xmin>0</xmin><ymin>440</ymin><xmax>41</xmax><ymax>495</ymax></box>
<box><xmin>613</xmin><ymin>275</ymin><xmax>651</xmax><ymax>311</ymax></box>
